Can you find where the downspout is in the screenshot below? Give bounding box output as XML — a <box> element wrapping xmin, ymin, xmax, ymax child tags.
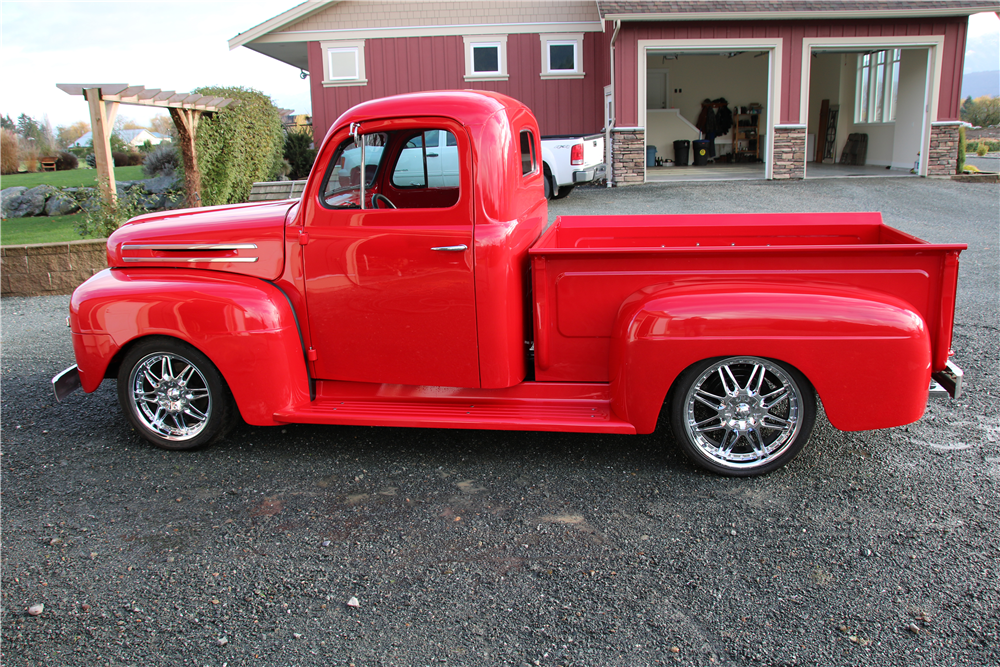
<box><xmin>607</xmin><ymin>19</ymin><xmax>620</xmax><ymax>188</ymax></box>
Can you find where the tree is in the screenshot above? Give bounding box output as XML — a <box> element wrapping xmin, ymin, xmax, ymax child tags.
<box><xmin>190</xmin><ymin>86</ymin><xmax>284</xmax><ymax>207</ymax></box>
<box><xmin>960</xmin><ymin>95</ymin><xmax>1000</xmax><ymax>128</ymax></box>
<box><xmin>56</xmin><ymin>121</ymin><xmax>90</xmax><ymax>149</ymax></box>
<box><xmin>149</xmin><ymin>114</ymin><xmax>176</xmax><ymax>141</ymax></box>
<box><xmin>0</xmin><ymin>114</ymin><xmax>14</xmax><ymax>131</ymax></box>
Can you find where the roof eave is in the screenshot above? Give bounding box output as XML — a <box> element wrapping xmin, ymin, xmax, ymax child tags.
<box><xmin>602</xmin><ymin>6</ymin><xmax>1000</xmax><ymax>21</ymax></box>
<box><xmin>229</xmin><ymin>0</ymin><xmax>337</xmax><ymax>51</ymax></box>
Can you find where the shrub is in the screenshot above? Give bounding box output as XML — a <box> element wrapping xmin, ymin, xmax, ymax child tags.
<box><xmin>976</xmin><ymin>143</ymin><xmax>989</xmax><ymax>157</ymax></box>
<box><xmin>956</xmin><ymin>126</ymin><xmax>965</xmax><ymax>175</ymax></box>
<box><xmin>24</xmin><ymin>147</ymin><xmax>38</xmax><ymax>173</ymax></box>
<box><xmin>126</xmin><ymin>152</ymin><xmax>145</xmax><ymax>167</ymax></box>
<box><xmin>1</xmin><ymin>129</ymin><xmax>18</xmax><ymax>175</ymax></box>
<box><xmin>192</xmin><ymin>85</ymin><xmax>284</xmax><ymax>206</ymax></box>
<box><xmin>112</xmin><ymin>151</ymin><xmax>129</xmax><ymax>167</ymax></box>
<box><xmin>85</xmin><ymin>153</ymin><xmax>96</xmax><ymax>168</ymax></box>
<box><xmin>143</xmin><ymin>143</ymin><xmax>180</xmax><ymax>177</ymax></box>
<box><xmin>284</xmin><ymin>129</ymin><xmax>316</xmax><ymax>180</ymax></box>
<box><xmin>55</xmin><ymin>151</ymin><xmax>79</xmax><ymax>171</ymax></box>
<box><xmin>76</xmin><ymin>189</ymin><xmax>147</xmax><ymax>239</ymax></box>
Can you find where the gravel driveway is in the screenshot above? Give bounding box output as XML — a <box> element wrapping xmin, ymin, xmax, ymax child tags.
<box><xmin>3</xmin><ymin>176</ymin><xmax>998</xmax><ymax>666</ymax></box>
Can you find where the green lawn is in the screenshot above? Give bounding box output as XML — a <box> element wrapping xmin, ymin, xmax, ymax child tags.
<box><xmin>1</xmin><ymin>165</ymin><xmax>147</xmax><ymax>189</ymax></box>
<box><xmin>0</xmin><ymin>213</ymin><xmax>101</xmax><ymax>245</ymax></box>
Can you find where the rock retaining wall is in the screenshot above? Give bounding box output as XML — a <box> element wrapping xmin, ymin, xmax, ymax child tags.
<box><xmin>1</xmin><ymin>239</ymin><xmax>107</xmax><ymax>298</ymax></box>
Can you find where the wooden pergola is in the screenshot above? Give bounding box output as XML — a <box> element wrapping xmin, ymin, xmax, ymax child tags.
<box><xmin>57</xmin><ymin>84</ymin><xmax>237</xmax><ymax>208</ymax></box>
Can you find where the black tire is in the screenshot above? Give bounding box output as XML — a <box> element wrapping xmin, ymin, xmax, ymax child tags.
<box><xmin>543</xmin><ymin>167</ymin><xmax>553</xmax><ymax>200</ymax></box>
<box><xmin>116</xmin><ymin>337</ymin><xmax>235</xmax><ymax>451</ymax></box>
<box><xmin>552</xmin><ymin>185</ymin><xmax>574</xmax><ymax>199</ymax></box>
<box><xmin>669</xmin><ymin>356</ymin><xmax>816</xmax><ymax>477</ymax></box>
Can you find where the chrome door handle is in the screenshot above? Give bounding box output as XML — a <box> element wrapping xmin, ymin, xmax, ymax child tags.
<box><xmin>431</xmin><ymin>245</ymin><xmax>468</xmax><ymax>252</ymax></box>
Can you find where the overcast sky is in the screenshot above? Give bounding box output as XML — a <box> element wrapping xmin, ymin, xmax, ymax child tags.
<box><xmin>0</xmin><ymin>2</ymin><xmax>997</xmax><ymax>131</ymax></box>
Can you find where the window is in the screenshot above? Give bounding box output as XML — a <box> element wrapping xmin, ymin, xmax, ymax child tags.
<box><xmin>520</xmin><ymin>130</ymin><xmax>537</xmax><ymax>176</ymax></box>
<box><xmin>322</xmin><ymin>133</ymin><xmax>387</xmax><ymax>208</ymax></box>
<box><xmin>540</xmin><ymin>33</ymin><xmax>584</xmax><ymax>79</ymax></box>
<box><xmin>464</xmin><ymin>35</ymin><xmax>508</xmax><ymax>81</ymax></box>
<box><xmin>391</xmin><ymin>130</ymin><xmax>460</xmax><ymax>189</ymax></box>
<box><xmin>321</xmin><ymin>40</ymin><xmax>367</xmax><ymax>87</ymax></box>
<box><xmin>855</xmin><ymin>49</ymin><xmax>900</xmax><ymax>123</ymax></box>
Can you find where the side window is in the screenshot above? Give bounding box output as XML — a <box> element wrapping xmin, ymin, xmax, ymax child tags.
<box><xmin>519</xmin><ymin>130</ymin><xmax>537</xmax><ymax>176</ymax></box>
<box><xmin>391</xmin><ymin>130</ymin><xmax>459</xmax><ymax>189</ymax></box>
<box><xmin>321</xmin><ymin>133</ymin><xmax>387</xmax><ymax>208</ymax></box>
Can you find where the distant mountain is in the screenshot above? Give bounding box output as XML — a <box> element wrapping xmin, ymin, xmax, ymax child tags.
<box><xmin>962</xmin><ymin>71</ymin><xmax>1000</xmax><ymax>99</ymax></box>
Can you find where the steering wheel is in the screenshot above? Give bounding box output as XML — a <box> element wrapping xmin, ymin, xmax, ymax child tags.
<box><xmin>371</xmin><ymin>193</ymin><xmax>396</xmax><ymax>209</ymax></box>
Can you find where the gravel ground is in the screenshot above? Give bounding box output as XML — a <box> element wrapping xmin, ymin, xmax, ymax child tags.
<box><xmin>3</xmin><ymin>177</ymin><xmax>998</xmax><ymax>666</ymax></box>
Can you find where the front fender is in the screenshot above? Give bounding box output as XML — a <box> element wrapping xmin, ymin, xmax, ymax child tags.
<box><xmin>70</xmin><ymin>268</ymin><xmax>310</xmax><ymax>426</ymax></box>
<box><xmin>609</xmin><ymin>282</ymin><xmax>930</xmax><ymax>433</ymax></box>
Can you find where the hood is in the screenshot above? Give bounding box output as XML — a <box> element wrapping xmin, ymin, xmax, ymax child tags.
<box><xmin>106</xmin><ymin>200</ymin><xmax>296</xmax><ymax>281</ymax></box>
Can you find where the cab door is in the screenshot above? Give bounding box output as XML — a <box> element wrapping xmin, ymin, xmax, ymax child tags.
<box><xmin>301</xmin><ymin>118</ymin><xmax>480</xmax><ymax>388</ymax></box>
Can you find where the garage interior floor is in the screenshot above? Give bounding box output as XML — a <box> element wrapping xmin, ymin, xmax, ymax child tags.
<box><xmin>645</xmin><ymin>161</ymin><xmax>919</xmax><ymax>182</ymax></box>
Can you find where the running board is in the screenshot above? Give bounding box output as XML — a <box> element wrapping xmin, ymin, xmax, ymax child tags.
<box><xmin>273</xmin><ymin>381</ymin><xmax>636</xmax><ymax>434</ymax></box>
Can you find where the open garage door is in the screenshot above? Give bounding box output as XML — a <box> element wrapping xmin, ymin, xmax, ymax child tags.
<box><xmin>806</xmin><ymin>45</ymin><xmax>930</xmax><ymax>179</ymax></box>
<box><xmin>642</xmin><ymin>49</ymin><xmax>771</xmax><ymax>183</ymax></box>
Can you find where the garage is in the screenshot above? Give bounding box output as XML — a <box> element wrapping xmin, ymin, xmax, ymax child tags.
<box><xmin>643</xmin><ymin>49</ymin><xmax>771</xmax><ymax>182</ymax></box>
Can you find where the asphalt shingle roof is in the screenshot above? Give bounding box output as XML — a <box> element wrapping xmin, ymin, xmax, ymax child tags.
<box><xmin>598</xmin><ymin>1</ymin><xmax>1000</xmax><ymax>18</ymax></box>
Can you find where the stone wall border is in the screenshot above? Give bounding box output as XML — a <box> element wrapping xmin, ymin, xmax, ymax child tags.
<box><xmin>1</xmin><ymin>239</ymin><xmax>107</xmax><ymax>298</ymax></box>
<box><xmin>611</xmin><ymin>128</ymin><xmax>645</xmax><ymax>187</ymax></box>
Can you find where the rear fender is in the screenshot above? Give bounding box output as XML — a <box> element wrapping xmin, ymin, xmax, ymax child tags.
<box><xmin>70</xmin><ymin>268</ymin><xmax>310</xmax><ymax>426</ymax></box>
<box><xmin>609</xmin><ymin>282</ymin><xmax>930</xmax><ymax>433</ymax></box>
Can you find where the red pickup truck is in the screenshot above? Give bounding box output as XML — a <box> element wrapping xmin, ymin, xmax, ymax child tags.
<box><xmin>54</xmin><ymin>90</ymin><xmax>965</xmax><ymax>477</ymax></box>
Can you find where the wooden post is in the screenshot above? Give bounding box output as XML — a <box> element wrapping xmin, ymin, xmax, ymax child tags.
<box><xmin>85</xmin><ymin>88</ymin><xmax>119</xmax><ymax>204</ymax></box>
<box><xmin>169</xmin><ymin>107</ymin><xmax>203</xmax><ymax>208</ymax></box>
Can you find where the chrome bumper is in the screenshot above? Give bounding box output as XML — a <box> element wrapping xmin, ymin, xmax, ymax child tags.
<box><xmin>52</xmin><ymin>364</ymin><xmax>82</xmax><ymax>403</ymax></box>
<box><xmin>929</xmin><ymin>360</ymin><xmax>963</xmax><ymax>399</ymax></box>
<box><xmin>573</xmin><ymin>163</ymin><xmax>606</xmax><ymax>184</ymax></box>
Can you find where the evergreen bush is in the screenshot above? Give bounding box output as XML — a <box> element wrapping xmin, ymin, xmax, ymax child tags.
<box><xmin>284</xmin><ymin>129</ymin><xmax>316</xmax><ymax>180</ymax></box>
<box><xmin>956</xmin><ymin>126</ymin><xmax>965</xmax><ymax>175</ymax></box>
<box><xmin>55</xmin><ymin>151</ymin><xmax>78</xmax><ymax>171</ymax></box>
<box><xmin>143</xmin><ymin>143</ymin><xmax>180</xmax><ymax>177</ymax></box>
<box><xmin>76</xmin><ymin>190</ymin><xmax>147</xmax><ymax>239</ymax></box>
<box><xmin>193</xmin><ymin>86</ymin><xmax>284</xmax><ymax>206</ymax></box>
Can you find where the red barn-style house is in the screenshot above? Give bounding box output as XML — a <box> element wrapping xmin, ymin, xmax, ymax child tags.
<box><xmin>231</xmin><ymin>1</ymin><xmax>998</xmax><ymax>183</ymax></box>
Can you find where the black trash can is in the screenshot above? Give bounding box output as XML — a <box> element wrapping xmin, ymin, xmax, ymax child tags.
<box><xmin>673</xmin><ymin>140</ymin><xmax>690</xmax><ymax>166</ymax></box>
<box><xmin>692</xmin><ymin>140</ymin><xmax>710</xmax><ymax>166</ymax></box>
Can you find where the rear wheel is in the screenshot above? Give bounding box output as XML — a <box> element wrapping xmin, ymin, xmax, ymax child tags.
<box><xmin>117</xmin><ymin>338</ymin><xmax>234</xmax><ymax>450</ymax></box>
<box><xmin>670</xmin><ymin>356</ymin><xmax>815</xmax><ymax>476</ymax></box>
<box><xmin>543</xmin><ymin>170</ymin><xmax>553</xmax><ymax>199</ymax></box>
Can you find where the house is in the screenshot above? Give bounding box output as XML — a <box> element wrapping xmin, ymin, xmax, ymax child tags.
<box><xmin>69</xmin><ymin>128</ymin><xmax>166</xmax><ymax>149</ymax></box>
<box><xmin>230</xmin><ymin>0</ymin><xmax>999</xmax><ymax>183</ymax></box>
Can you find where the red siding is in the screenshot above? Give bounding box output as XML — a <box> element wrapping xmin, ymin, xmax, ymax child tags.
<box><xmin>614</xmin><ymin>16</ymin><xmax>968</xmax><ymax>126</ymax></box>
<box><xmin>310</xmin><ymin>33</ymin><xmax>608</xmax><ymax>141</ymax></box>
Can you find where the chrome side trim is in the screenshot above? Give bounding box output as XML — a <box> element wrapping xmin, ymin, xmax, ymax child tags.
<box><xmin>52</xmin><ymin>364</ymin><xmax>82</xmax><ymax>402</ymax></box>
<box><xmin>121</xmin><ymin>257</ymin><xmax>259</xmax><ymax>263</ymax></box>
<box><xmin>121</xmin><ymin>243</ymin><xmax>258</xmax><ymax>251</ymax></box>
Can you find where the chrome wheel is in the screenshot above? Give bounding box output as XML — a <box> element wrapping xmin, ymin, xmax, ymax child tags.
<box><xmin>129</xmin><ymin>352</ymin><xmax>212</xmax><ymax>441</ymax></box>
<box><xmin>117</xmin><ymin>338</ymin><xmax>234</xmax><ymax>450</ymax></box>
<box><xmin>671</xmin><ymin>357</ymin><xmax>815</xmax><ymax>476</ymax></box>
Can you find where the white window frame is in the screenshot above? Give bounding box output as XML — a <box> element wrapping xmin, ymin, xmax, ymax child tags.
<box><xmin>855</xmin><ymin>48</ymin><xmax>901</xmax><ymax>124</ymax></box>
<box><xmin>540</xmin><ymin>33</ymin><xmax>584</xmax><ymax>79</ymax></box>
<box><xmin>463</xmin><ymin>35</ymin><xmax>508</xmax><ymax>81</ymax></box>
<box><xmin>321</xmin><ymin>40</ymin><xmax>367</xmax><ymax>87</ymax></box>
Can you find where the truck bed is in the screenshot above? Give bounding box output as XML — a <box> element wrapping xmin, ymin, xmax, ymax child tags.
<box><xmin>529</xmin><ymin>212</ymin><xmax>965</xmax><ymax>383</ymax></box>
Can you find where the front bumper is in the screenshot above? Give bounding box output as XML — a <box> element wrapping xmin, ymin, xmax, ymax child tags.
<box><xmin>573</xmin><ymin>163</ymin><xmax>607</xmax><ymax>184</ymax></box>
<box><xmin>929</xmin><ymin>360</ymin><xmax>963</xmax><ymax>399</ymax></box>
<box><xmin>52</xmin><ymin>364</ymin><xmax>81</xmax><ymax>402</ymax></box>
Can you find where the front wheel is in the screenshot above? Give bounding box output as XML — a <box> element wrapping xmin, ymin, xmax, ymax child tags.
<box><xmin>117</xmin><ymin>338</ymin><xmax>234</xmax><ymax>450</ymax></box>
<box><xmin>669</xmin><ymin>356</ymin><xmax>815</xmax><ymax>477</ymax></box>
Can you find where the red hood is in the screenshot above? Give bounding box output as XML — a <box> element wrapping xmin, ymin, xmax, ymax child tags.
<box><xmin>106</xmin><ymin>200</ymin><xmax>297</xmax><ymax>280</ymax></box>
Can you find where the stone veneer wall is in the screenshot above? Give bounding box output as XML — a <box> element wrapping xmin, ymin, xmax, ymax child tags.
<box><xmin>771</xmin><ymin>126</ymin><xmax>806</xmax><ymax>180</ymax></box>
<box><xmin>1</xmin><ymin>239</ymin><xmax>107</xmax><ymax>298</ymax></box>
<box><xmin>928</xmin><ymin>123</ymin><xmax>961</xmax><ymax>176</ymax></box>
<box><xmin>611</xmin><ymin>129</ymin><xmax>645</xmax><ymax>186</ymax></box>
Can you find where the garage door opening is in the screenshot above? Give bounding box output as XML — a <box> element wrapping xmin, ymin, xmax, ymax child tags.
<box><xmin>644</xmin><ymin>50</ymin><xmax>769</xmax><ymax>182</ymax></box>
<box><xmin>806</xmin><ymin>47</ymin><xmax>928</xmax><ymax>178</ymax></box>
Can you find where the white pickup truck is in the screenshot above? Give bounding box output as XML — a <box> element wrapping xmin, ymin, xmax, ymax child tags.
<box><xmin>540</xmin><ymin>133</ymin><xmax>606</xmax><ymax>200</ymax></box>
<box><xmin>337</xmin><ymin>128</ymin><xmax>605</xmax><ymax>201</ymax></box>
